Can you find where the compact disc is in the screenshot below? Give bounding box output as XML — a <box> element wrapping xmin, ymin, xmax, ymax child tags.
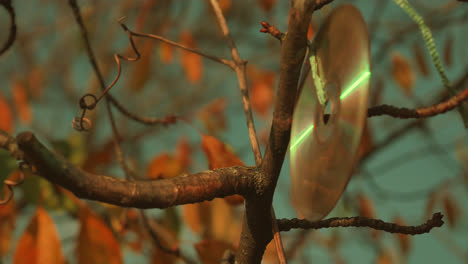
<box><xmin>290</xmin><ymin>4</ymin><xmax>370</xmax><ymax>221</ymax></box>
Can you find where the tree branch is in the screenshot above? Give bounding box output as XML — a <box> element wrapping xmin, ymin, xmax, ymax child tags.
<box><xmin>277</xmin><ymin>213</ymin><xmax>444</xmax><ymax>235</ymax></box>
<box><xmin>13</xmin><ymin>131</ymin><xmax>258</xmax><ymax>209</ymax></box>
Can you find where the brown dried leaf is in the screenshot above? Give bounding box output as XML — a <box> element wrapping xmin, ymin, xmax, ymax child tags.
<box><xmin>198</xmin><ymin>98</ymin><xmax>228</xmax><ymax>135</ymax></box>
<box><xmin>147</xmin><ymin>153</ymin><xmax>184</xmax><ymax>179</ymax></box>
<box><xmin>250</xmin><ymin>71</ymin><xmax>275</xmax><ymax>117</ymax></box>
<box><xmin>357</xmin><ymin>193</ymin><xmax>375</xmax><ymax>218</ymax></box>
<box><xmin>0</xmin><ymin>93</ymin><xmax>14</xmax><ymax>133</ymax></box>
<box><xmin>195</xmin><ymin>239</ymin><xmax>235</xmax><ymax>264</ymax></box>
<box><xmin>393</xmin><ymin>216</ymin><xmax>411</xmax><ymax>255</ymax></box>
<box><xmin>12</xmin><ymin>79</ymin><xmax>32</xmax><ymax>124</ymax></box>
<box><xmin>180</xmin><ymin>32</ymin><xmax>203</xmax><ymax>83</ymax></box>
<box><xmin>442</xmin><ymin>193</ymin><xmax>461</xmax><ymax>228</ymax></box>
<box><xmin>391</xmin><ymin>53</ymin><xmax>414</xmax><ymax>96</ymax></box>
<box><xmin>77</xmin><ymin>208</ymin><xmax>122</xmax><ymax>264</ymax></box>
<box><xmin>218</xmin><ymin>0</ymin><xmax>232</xmax><ymax>13</ymax></box>
<box><xmin>13</xmin><ymin>207</ymin><xmax>65</xmax><ymax>264</ymax></box>
<box><xmin>129</xmin><ymin>40</ymin><xmax>154</xmax><ymax>92</ymax></box>
<box><xmin>201</xmin><ymin>135</ymin><xmax>245</xmax><ymax>205</ymax></box>
<box><xmin>443</xmin><ymin>34</ymin><xmax>453</xmax><ymax>67</ymax></box>
<box><xmin>258</xmin><ymin>0</ymin><xmax>276</xmax><ymax>12</ymax></box>
<box><xmin>412</xmin><ymin>42</ymin><xmax>429</xmax><ymax>77</ymax></box>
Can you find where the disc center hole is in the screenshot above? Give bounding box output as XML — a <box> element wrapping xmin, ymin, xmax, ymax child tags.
<box><xmin>322</xmin><ymin>100</ymin><xmax>331</xmax><ymax>125</ymax></box>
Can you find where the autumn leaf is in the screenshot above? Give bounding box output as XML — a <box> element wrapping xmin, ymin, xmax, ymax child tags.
<box><xmin>0</xmin><ymin>93</ymin><xmax>14</xmax><ymax>133</ymax></box>
<box><xmin>391</xmin><ymin>52</ymin><xmax>414</xmax><ymax>96</ymax></box>
<box><xmin>28</xmin><ymin>67</ymin><xmax>45</xmax><ymax>100</ymax></box>
<box><xmin>147</xmin><ymin>153</ymin><xmax>184</xmax><ymax>179</ymax></box>
<box><xmin>412</xmin><ymin>42</ymin><xmax>429</xmax><ymax>77</ymax></box>
<box><xmin>82</xmin><ymin>140</ymin><xmax>115</xmax><ymax>173</ymax></box>
<box><xmin>258</xmin><ymin>0</ymin><xmax>276</xmax><ymax>12</ymax></box>
<box><xmin>376</xmin><ymin>249</ymin><xmax>393</xmax><ymax>264</ymax></box>
<box><xmin>393</xmin><ymin>216</ymin><xmax>411</xmax><ymax>255</ymax></box>
<box><xmin>180</xmin><ymin>32</ymin><xmax>203</xmax><ymax>83</ymax></box>
<box><xmin>176</xmin><ymin>136</ymin><xmax>192</xmax><ymax>168</ymax></box>
<box><xmin>249</xmin><ymin>68</ymin><xmax>275</xmax><ymax>117</ymax></box>
<box><xmin>198</xmin><ymin>98</ymin><xmax>228</xmax><ymax>135</ymax></box>
<box><xmin>442</xmin><ymin>193</ymin><xmax>461</xmax><ymax>229</ymax></box>
<box><xmin>195</xmin><ymin>239</ymin><xmax>235</xmax><ymax>264</ymax></box>
<box><xmin>13</xmin><ymin>207</ymin><xmax>65</xmax><ymax>264</ymax></box>
<box><xmin>77</xmin><ymin>207</ymin><xmax>122</xmax><ymax>264</ymax></box>
<box><xmin>129</xmin><ymin>40</ymin><xmax>154</xmax><ymax>92</ymax></box>
<box><xmin>443</xmin><ymin>34</ymin><xmax>453</xmax><ymax>67</ymax></box>
<box><xmin>307</xmin><ymin>22</ymin><xmax>315</xmax><ymax>40</ymax></box>
<box><xmin>0</xmin><ymin>198</ymin><xmax>16</xmax><ymax>257</ymax></box>
<box><xmin>357</xmin><ymin>193</ymin><xmax>375</xmax><ymax>218</ymax></box>
<box><xmin>12</xmin><ymin>79</ymin><xmax>32</xmax><ymax>124</ymax></box>
<box><xmin>159</xmin><ymin>42</ymin><xmax>174</xmax><ymax>64</ymax></box>
<box><xmin>357</xmin><ymin>120</ymin><xmax>374</xmax><ymax>160</ymax></box>
<box><xmin>201</xmin><ymin>134</ymin><xmax>245</xmax><ymax>205</ymax></box>
<box><xmin>218</xmin><ymin>0</ymin><xmax>232</xmax><ymax>13</ymax></box>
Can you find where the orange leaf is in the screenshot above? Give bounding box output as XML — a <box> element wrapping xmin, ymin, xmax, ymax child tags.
<box><xmin>412</xmin><ymin>42</ymin><xmax>429</xmax><ymax>77</ymax></box>
<box><xmin>0</xmin><ymin>198</ymin><xmax>16</xmax><ymax>257</ymax></box>
<box><xmin>12</xmin><ymin>80</ymin><xmax>32</xmax><ymax>124</ymax></box>
<box><xmin>250</xmin><ymin>71</ymin><xmax>275</xmax><ymax>117</ymax></box>
<box><xmin>195</xmin><ymin>239</ymin><xmax>235</xmax><ymax>264</ymax></box>
<box><xmin>198</xmin><ymin>98</ymin><xmax>228</xmax><ymax>135</ymax></box>
<box><xmin>218</xmin><ymin>0</ymin><xmax>232</xmax><ymax>13</ymax></box>
<box><xmin>393</xmin><ymin>216</ymin><xmax>411</xmax><ymax>255</ymax></box>
<box><xmin>307</xmin><ymin>22</ymin><xmax>315</xmax><ymax>40</ymax></box>
<box><xmin>0</xmin><ymin>93</ymin><xmax>14</xmax><ymax>133</ymax></box>
<box><xmin>357</xmin><ymin>193</ymin><xmax>375</xmax><ymax>218</ymax></box>
<box><xmin>176</xmin><ymin>136</ymin><xmax>192</xmax><ymax>168</ymax></box>
<box><xmin>442</xmin><ymin>193</ymin><xmax>461</xmax><ymax>229</ymax></box>
<box><xmin>77</xmin><ymin>208</ymin><xmax>122</xmax><ymax>264</ymax></box>
<box><xmin>376</xmin><ymin>249</ymin><xmax>393</xmax><ymax>264</ymax></box>
<box><xmin>180</xmin><ymin>32</ymin><xmax>203</xmax><ymax>83</ymax></box>
<box><xmin>201</xmin><ymin>135</ymin><xmax>245</xmax><ymax>205</ymax></box>
<box><xmin>160</xmin><ymin>42</ymin><xmax>174</xmax><ymax>64</ymax></box>
<box><xmin>201</xmin><ymin>135</ymin><xmax>245</xmax><ymax>169</ymax></box>
<box><xmin>13</xmin><ymin>207</ymin><xmax>65</xmax><ymax>264</ymax></box>
<box><xmin>258</xmin><ymin>0</ymin><xmax>276</xmax><ymax>12</ymax></box>
<box><xmin>183</xmin><ymin>201</ymin><xmax>211</xmax><ymax>235</ymax></box>
<box><xmin>391</xmin><ymin>53</ymin><xmax>414</xmax><ymax>96</ymax></box>
<box><xmin>147</xmin><ymin>153</ymin><xmax>184</xmax><ymax>179</ymax></box>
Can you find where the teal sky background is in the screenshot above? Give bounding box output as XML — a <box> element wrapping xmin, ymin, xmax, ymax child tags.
<box><xmin>1</xmin><ymin>1</ymin><xmax>468</xmax><ymax>263</ymax></box>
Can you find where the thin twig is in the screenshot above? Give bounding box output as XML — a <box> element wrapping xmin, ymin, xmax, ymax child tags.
<box><xmin>0</xmin><ymin>0</ymin><xmax>16</xmax><ymax>55</ymax></box>
<box><xmin>277</xmin><ymin>213</ymin><xmax>444</xmax><ymax>234</ymax></box>
<box><xmin>208</xmin><ymin>0</ymin><xmax>285</xmax><ymax>263</ymax></box>
<box><xmin>140</xmin><ymin>211</ymin><xmax>195</xmax><ymax>264</ymax></box>
<box><xmin>368</xmin><ymin>87</ymin><xmax>468</xmax><ymax>118</ymax></box>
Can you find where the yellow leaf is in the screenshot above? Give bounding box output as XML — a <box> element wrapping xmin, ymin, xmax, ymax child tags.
<box><xmin>13</xmin><ymin>207</ymin><xmax>65</xmax><ymax>264</ymax></box>
<box><xmin>391</xmin><ymin>53</ymin><xmax>414</xmax><ymax>96</ymax></box>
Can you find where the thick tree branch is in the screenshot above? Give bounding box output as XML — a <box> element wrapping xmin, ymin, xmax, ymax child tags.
<box><xmin>13</xmin><ymin>131</ymin><xmax>258</xmax><ymax>209</ymax></box>
<box><xmin>277</xmin><ymin>213</ymin><xmax>444</xmax><ymax>235</ymax></box>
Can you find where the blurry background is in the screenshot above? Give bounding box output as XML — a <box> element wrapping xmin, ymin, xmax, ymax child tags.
<box><xmin>0</xmin><ymin>0</ymin><xmax>467</xmax><ymax>263</ymax></box>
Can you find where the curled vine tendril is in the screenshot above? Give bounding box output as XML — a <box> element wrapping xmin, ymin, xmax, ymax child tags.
<box><xmin>0</xmin><ymin>0</ymin><xmax>16</xmax><ymax>56</ymax></box>
<box><xmin>0</xmin><ymin>161</ymin><xmax>28</xmax><ymax>205</ymax></box>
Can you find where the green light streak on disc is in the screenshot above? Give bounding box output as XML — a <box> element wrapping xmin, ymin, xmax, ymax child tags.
<box><xmin>340</xmin><ymin>71</ymin><xmax>370</xmax><ymax>100</ymax></box>
<box><xmin>290</xmin><ymin>124</ymin><xmax>315</xmax><ymax>151</ymax></box>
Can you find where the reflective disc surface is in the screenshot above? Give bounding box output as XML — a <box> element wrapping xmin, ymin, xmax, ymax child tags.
<box><xmin>290</xmin><ymin>4</ymin><xmax>370</xmax><ymax>221</ymax></box>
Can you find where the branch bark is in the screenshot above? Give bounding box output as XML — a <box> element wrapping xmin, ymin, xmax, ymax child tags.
<box><xmin>14</xmin><ymin>131</ymin><xmax>258</xmax><ymax>208</ymax></box>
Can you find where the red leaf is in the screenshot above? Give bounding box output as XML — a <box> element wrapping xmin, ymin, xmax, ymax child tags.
<box><xmin>0</xmin><ymin>93</ymin><xmax>14</xmax><ymax>132</ymax></box>
<box><xmin>13</xmin><ymin>207</ymin><xmax>65</xmax><ymax>264</ymax></box>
